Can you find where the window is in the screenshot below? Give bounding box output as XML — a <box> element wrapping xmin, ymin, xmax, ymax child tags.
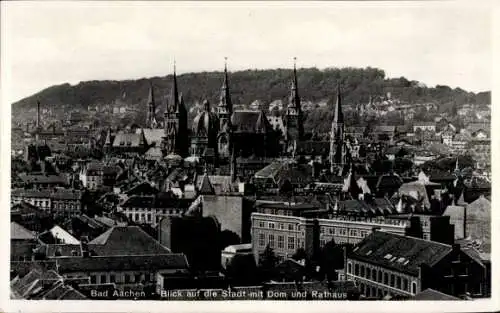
<box><xmin>124</xmin><ymin>274</ymin><xmax>131</xmax><ymax>284</ymax></box>
<box><xmin>259</xmin><ymin>221</ymin><xmax>265</xmax><ymax>228</ymax></box>
<box><xmin>396</xmin><ymin>276</ymin><xmax>401</xmax><ymax>289</ymax></box>
<box><xmin>268</xmin><ymin>222</ymin><xmax>275</xmax><ymax>229</ymax></box>
<box><xmin>269</xmin><ymin>234</ymin><xmax>275</xmax><ymax>248</ymax></box>
<box><xmin>411</xmin><ymin>282</ymin><xmax>417</xmax><ymax>294</ymax></box>
<box><xmin>403</xmin><ymin>278</ymin><xmax>408</xmax><ymax>291</ymax></box>
<box><xmin>378</xmin><ymin>270</ymin><xmax>382</xmax><ymax>282</ymax></box>
<box><xmin>366</xmin><ymin>267</ymin><xmax>371</xmax><ymax>279</ymax></box>
<box><xmin>354</xmin><ymin>264</ymin><xmax>359</xmax><ymax>276</ymax></box>
<box><xmin>350</xmin><ymin>229</ymin><xmax>357</xmax><ymax>237</ymax></box>
<box><xmin>134</xmin><ymin>213</ymin><xmax>139</xmax><ymax>221</ymax></box>
<box><xmin>90</xmin><ymin>275</ymin><xmax>97</xmax><ymax>284</ymax></box>
<box><xmin>360</xmin><ymin>265</ymin><xmax>365</xmax><ymax>277</ymax></box>
<box><xmin>320</xmin><ymin>239</ymin><xmax>326</xmax><ymax>247</ymax></box>
<box><xmin>279</xmin><ymin>223</ymin><xmax>284</xmax><ymax>230</ymax></box>
<box><xmin>347</xmin><ymin>262</ymin><xmax>352</xmax><ymax>274</ymax></box>
<box><xmin>288</xmin><ymin>224</ymin><xmax>294</xmax><ymax>231</ymax></box>
<box><xmin>259</xmin><ymin>233</ymin><xmax>265</xmax><ymax>247</ymax></box>
<box><xmin>287</xmin><ymin>237</ymin><xmax>295</xmax><ymax>250</ymax></box>
<box><xmin>371</xmin><ymin>269</ymin><xmax>376</xmax><ymax>281</ymax></box>
<box><xmin>110</xmin><ymin>275</ymin><xmax>115</xmax><ymax>283</ymax></box>
<box><xmin>278</xmin><ymin>235</ymin><xmax>284</xmax><ymax>249</ymax></box>
<box><xmin>329</xmin><ymin>228</ymin><xmax>335</xmax><ymax>235</ymax></box>
<box><xmin>384</xmin><ymin>273</ymin><xmax>389</xmax><ymax>285</ymax></box>
<box><xmin>147</xmin><ymin>214</ymin><xmax>151</xmax><ymax>222</ymax></box>
<box><xmin>390</xmin><ymin>274</ymin><xmax>395</xmax><ymax>287</ymax></box>
<box><xmin>320</xmin><ymin>227</ymin><xmax>325</xmax><ymax>234</ymax></box>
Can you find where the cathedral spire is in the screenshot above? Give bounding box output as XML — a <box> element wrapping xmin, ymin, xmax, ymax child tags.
<box><xmin>288</xmin><ymin>57</ymin><xmax>300</xmax><ymax>110</ymax></box>
<box><xmin>219</xmin><ymin>57</ymin><xmax>233</xmax><ymax>113</ymax></box>
<box><xmin>329</xmin><ymin>83</ymin><xmax>346</xmax><ymax>173</ymax></box>
<box><xmin>334</xmin><ymin>83</ymin><xmax>344</xmax><ymax>125</ymax></box>
<box><xmin>170</xmin><ymin>60</ymin><xmax>180</xmax><ymax>113</ymax></box>
<box><xmin>146</xmin><ymin>81</ymin><xmax>157</xmax><ymax>128</ymax></box>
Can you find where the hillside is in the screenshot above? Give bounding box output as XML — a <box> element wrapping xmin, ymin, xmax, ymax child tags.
<box><xmin>12</xmin><ymin>67</ymin><xmax>490</xmax><ymax>131</ymax></box>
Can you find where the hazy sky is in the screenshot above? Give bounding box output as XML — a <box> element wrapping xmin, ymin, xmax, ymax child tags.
<box><xmin>1</xmin><ymin>1</ymin><xmax>493</xmax><ymax>105</ymax></box>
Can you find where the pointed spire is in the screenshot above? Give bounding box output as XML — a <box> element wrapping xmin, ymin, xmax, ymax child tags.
<box><xmin>198</xmin><ymin>167</ymin><xmax>215</xmax><ymax>195</ymax></box>
<box><xmin>170</xmin><ymin>61</ymin><xmax>180</xmax><ymax>113</ymax></box>
<box><xmin>454</xmin><ymin>156</ymin><xmax>460</xmax><ymax>173</ymax></box>
<box><xmin>203</xmin><ymin>99</ymin><xmax>210</xmax><ymax>112</ymax></box>
<box><xmin>288</xmin><ymin>57</ymin><xmax>300</xmax><ymax>109</ymax></box>
<box><xmin>219</xmin><ymin>57</ymin><xmax>232</xmax><ymax>113</ymax></box>
<box><xmin>147</xmin><ymin>81</ymin><xmax>157</xmax><ymax>127</ymax></box>
<box><xmin>334</xmin><ymin>83</ymin><xmax>343</xmax><ymax>124</ymax></box>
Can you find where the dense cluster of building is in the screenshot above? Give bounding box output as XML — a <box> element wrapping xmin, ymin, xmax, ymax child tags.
<box><xmin>10</xmin><ymin>61</ymin><xmax>491</xmax><ymax>301</ymax></box>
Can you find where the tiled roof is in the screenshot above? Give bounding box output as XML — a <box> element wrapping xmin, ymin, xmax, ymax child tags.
<box><xmin>137</xmin><ymin>128</ymin><xmax>164</xmax><ymax>145</ymax></box>
<box><xmin>11</xmin><ymin>222</ymin><xmax>35</xmax><ymax>240</ymax></box>
<box><xmin>376</xmin><ymin>174</ymin><xmax>403</xmax><ymax>190</ymax></box>
<box><xmin>413</xmin><ymin>288</ymin><xmax>459</xmax><ymax>300</ymax></box>
<box><xmin>336</xmin><ymin>198</ymin><xmax>396</xmax><ymax>215</ymax></box>
<box><xmin>88</xmin><ymin>225</ymin><xmax>171</xmax><ymax>256</ymax></box>
<box><xmin>56</xmin><ymin>253</ymin><xmax>188</xmax><ymax>273</ymax></box>
<box><xmin>349</xmin><ymin>231</ymin><xmax>452</xmax><ymax>276</ymax></box>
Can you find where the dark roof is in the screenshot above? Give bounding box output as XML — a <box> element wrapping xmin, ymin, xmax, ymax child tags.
<box><xmin>119</xmin><ymin>194</ymin><xmax>192</xmax><ymax>209</ymax></box>
<box><xmin>336</xmin><ymin>198</ymin><xmax>396</xmax><ymax>215</ymax></box>
<box><xmin>88</xmin><ymin>226</ymin><xmax>171</xmax><ymax>256</ymax></box>
<box><xmin>373</xmin><ymin>125</ymin><xmax>396</xmax><ymax>133</ymax></box>
<box><xmin>197</xmin><ymin>173</ymin><xmax>216</xmax><ymax>195</ymax></box>
<box><xmin>376</xmin><ymin>174</ymin><xmax>403</xmax><ymax>190</ymax></box>
<box><xmin>413</xmin><ymin>288</ymin><xmax>459</xmax><ymax>300</ymax></box>
<box><xmin>56</xmin><ymin>253</ymin><xmax>188</xmax><ymax>273</ymax></box>
<box><xmin>17</xmin><ymin>173</ymin><xmax>67</xmax><ymax>185</ymax></box>
<box><xmin>295</xmin><ymin>141</ymin><xmax>330</xmax><ymax>155</ymax></box>
<box><xmin>231</xmin><ymin>110</ymin><xmax>272</xmax><ymax>133</ymax></box>
<box><xmin>349</xmin><ymin>231</ymin><xmax>452</xmax><ymax>276</ymax></box>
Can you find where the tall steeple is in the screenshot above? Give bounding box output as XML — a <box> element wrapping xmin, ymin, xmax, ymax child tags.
<box><xmin>330</xmin><ymin>84</ymin><xmax>346</xmax><ymax>173</ymax></box>
<box><xmin>163</xmin><ymin>61</ymin><xmax>189</xmax><ymax>157</ymax></box>
<box><xmin>284</xmin><ymin>57</ymin><xmax>304</xmax><ymax>146</ymax></box>
<box><xmin>218</xmin><ymin>57</ymin><xmax>233</xmax><ymax>129</ymax></box>
<box><xmin>146</xmin><ymin>81</ymin><xmax>158</xmax><ymax>128</ymax></box>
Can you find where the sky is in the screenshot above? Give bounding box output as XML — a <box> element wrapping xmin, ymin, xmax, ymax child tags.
<box><xmin>1</xmin><ymin>1</ymin><xmax>493</xmax><ymax>105</ymax></box>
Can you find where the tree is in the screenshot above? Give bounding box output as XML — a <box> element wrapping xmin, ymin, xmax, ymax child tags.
<box><xmin>259</xmin><ymin>244</ymin><xmax>278</xmax><ymax>281</ymax></box>
<box><xmin>319</xmin><ymin>240</ymin><xmax>345</xmax><ymax>281</ymax></box>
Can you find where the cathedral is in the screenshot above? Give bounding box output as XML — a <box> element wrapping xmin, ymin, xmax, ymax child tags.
<box><xmin>150</xmin><ymin>59</ymin><xmax>352</xmax><ymax>173</ymax></box>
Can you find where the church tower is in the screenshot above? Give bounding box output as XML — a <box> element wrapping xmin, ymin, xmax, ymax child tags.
<box><xmin>284</xmin><ymin>57</ymin><xmax>304</xmax><ymax>151</ymax></box>
<box><xmin>146</xmin><ymin>82</ymin><xmax>158</xmax><ymax>128</ymax></box>
<box><xmin>217</xmin><ymin>57</ymin><xmax>233</xmax><ymax>159</ymax></box>
<box><xmin>329</xmin><ymin>84</ymin><xmax>348</xmax><ymax>173</ymax></box>
<box><xmin>163</xmin><ymin>62</ymin><xmax>189</xmax><ymax>157</ymax></box>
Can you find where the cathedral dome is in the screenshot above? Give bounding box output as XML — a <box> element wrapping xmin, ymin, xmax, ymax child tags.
<box><xmin>192</xmin><ymin>100</ymin><xmax>219</xmax><ymax>137</ymax></box>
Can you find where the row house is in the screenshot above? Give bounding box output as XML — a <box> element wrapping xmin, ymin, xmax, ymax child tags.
<box><xmin>79</xmin><ymin>162</ymin><xmax>119</xmax><ymax>191</ymax></box>
<box><xmin>17</xmin><ymin>173</ymin><xmax>67</xmax><ymax>190</ymax></box>
<box><xmin>11</xmin><ymin>188</ymin><xmax>83</xmax><ymax>216</ymax></box>
<box><xmin>345</xmin><ymin>231</ymin><xmax>489</xmax><ymax>299</ymax></box>
<box><xmin>55</xmin><ymin>253</ymin><xmax>189</xmax><ymax>288</ymax></box>
<box><xmin>117</xmin><ymin>194</ymin><xmax>192</xmax><ymax>227</ymax></box>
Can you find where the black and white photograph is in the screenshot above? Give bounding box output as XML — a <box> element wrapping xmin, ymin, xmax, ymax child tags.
<box><xmin>1</xmin><ymin>1</ymin><xmax>497</xmax><ymax>311</ymax></box>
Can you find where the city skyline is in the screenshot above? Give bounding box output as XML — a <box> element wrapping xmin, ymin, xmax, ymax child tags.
<box><xmin>2</xmin><ymin>1</ymin><xmax>492</xmax><ymax>105</ymax></box>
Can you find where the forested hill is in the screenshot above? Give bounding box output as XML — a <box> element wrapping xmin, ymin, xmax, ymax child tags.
<box><xmin>12</xmin><ymin>67</ymin><xmax>490</xmax><ymax>112</ymax></box>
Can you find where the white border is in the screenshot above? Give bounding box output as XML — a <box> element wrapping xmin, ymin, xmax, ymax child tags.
<box><xmin>1</xmin><ymin>1</ymin><xmax>498</xmax><ymax>312</ymax></box>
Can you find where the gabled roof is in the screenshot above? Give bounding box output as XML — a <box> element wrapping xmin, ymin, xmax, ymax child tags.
<box><xmin>413</xmin><ymin>288</ymin><xmax>459</xmax><ymax>300</ymax></box>
<box><xmin>197</xmin><ymin>173</ymin><xmax>216</xmax><ymax>195</ymax></box>
<box><xmin>231</xmin><ymin>110</ymin><xmax>273</xmax><ymax>133</ymax></box>
<box><xmin>137</xmin><ymin>128</ymin><xmax>164</xmax><ymax>146</ymax></box>
<box><xmin>88</xmin><ymin>225</ymin><xmax>170</xmax><ymax>256</ymax></box>
<box><xmin>11</xmin><ymin>222</ymin><xmax>35</xmax><ymax>240</ymax></box>
<box><xmin>195</xmin><ymin>175</ymin><xmax>237</xmax><ymax>195</ymax></box>
<box><xmin>349</xmin><ymin>231</ymin><xmax>452</xmax><ymax>276</ymax></box>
